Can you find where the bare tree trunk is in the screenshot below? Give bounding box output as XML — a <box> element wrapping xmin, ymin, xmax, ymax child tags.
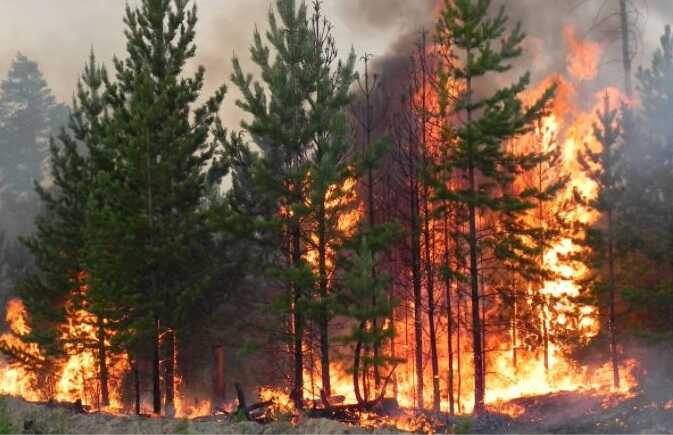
<box><xmin>444</xmin><ymin>212</ymin><xmax>455</xmax><ymax>415</ymax></box>
<box><xmin>353</xmin><ymin>322</ymin><xmax>365</xmax><ymax>404</ymax></box>
<box><xmin>213</xmin><ymin>345</ymin><xmax>226</xmax><ymax>407</ymax></box>
<box><xmin>543</xmin><ymin>304</ymin><xmax>549</xmax><ymax>375</ymax></box>
<box><xmin>164</xmin><ymin>329</ymin><xmax>176</xmax><ymax>417</ymax></box>
<box><xmin>619</xmin><ymin>0</ymin><xmax>633</xmax><ymax>97</ymax></box>
<box><xmin>317</xmin><ymin>199</ymin><xmax>331</xmax><ymax>397</ymax></box>
<box><xmin>152</xmin><ymin>317</ymin><xmax>161</xmax><ymax>414</ymax></box>
<box><xmin>511</xmin><ymin>285</ymin><xmax>518</xmax><ymax>373</ymax></box>
<box><xmin>411</xmin><ymin>158</ymin><xmax>424</xmax><ymax>410</ymax></box>
<box><xmin>455</xmin><ymin>223</ymin><xmax>464</xmax><ymax>414</ymax></box>
<box><xmin>291</xmin><ymin>223</ymin><xmax>305</xmax><ymax>409</ymax></box>
<box><xmin>466</xmin><ymin>69</ymin><xmax>485</xmax><ymax>413</ymax></box>
<box><xmin>607</xmin><ymin>208</ymin><xmax>620</xmax><ymax>389</ymax></box>
<box><xmin>134</xmin><ymin>358</ymin><xmax>141</xmax><ymax>415</ymax></box>
<box><xmin>96</xmin><ymin>315</ymin><xmax>110</xmax><ymax>408</ymax></box>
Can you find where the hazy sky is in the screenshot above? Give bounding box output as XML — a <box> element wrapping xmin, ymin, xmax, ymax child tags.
<box><xmin>0</xmin><ymin>0</ymin><xmax>434</xmax><ymax>129</ymax></box>
<box><xmin>1</xmin><ymin>0</ymin><xmax>672</xmax><ymax>129</ymax></box>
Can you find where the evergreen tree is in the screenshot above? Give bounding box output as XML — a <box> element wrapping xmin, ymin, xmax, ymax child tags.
<box><xmin>0</xmin><ymin>53</ymin><xmax>68</xmax><ymax>196</ymax></box>
<box><xmin>2</xmin><ymin>52</ymin><xmax>110</xmax><ymax>403</ymax></box>
<box><xmin>578</xmin><ymin>95</ymin><xmax>624</xmax><ymax>390</ymax></box>
<box><xmin>231</xmin><ymin>0</ymin><xmax>357</xmax><ymax>408</ymax></box>
<box><xmin>83</xmin><ymin>0</ymin><xmax>225</xmax><ymax>415</ymax></box>
<box><xmin>302</xmin><ymin>1</ymin><xmax>357</xmax><ymax>399</ymax></box>
<box><xmin>615</xmin><ymin>25</ymin><xmax>673</xmax><ymax>340</ymax></box>
<box><xmin>434</xmin><ymin>0</ymin><xmax>555</xmax><ymax>412</ymax></box>
<box><xmin>335</xmin><ymin>235</ymin><xmax>397</xmax><ymax>401</ymax></box>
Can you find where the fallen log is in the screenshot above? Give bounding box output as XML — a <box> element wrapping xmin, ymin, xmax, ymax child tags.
<box><xmin>234</xmin><ymin>383</ymin><xmax>276</xmax><ymax>422</ymax></box>
<box><xmin>307</xmin><ymin>397</ymin><xmax>400</xmax><ymax>423</ymax></box>
<box><xmin>45</xmin><ymin>398</ymin><xmax>87</xmax><ymax>414</ymax></box>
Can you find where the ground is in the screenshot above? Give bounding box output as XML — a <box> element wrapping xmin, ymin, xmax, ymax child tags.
<box><xmin>1</xmin><ymin>390</ymin><xmax>672</xmax><ymax>434</ymax></box>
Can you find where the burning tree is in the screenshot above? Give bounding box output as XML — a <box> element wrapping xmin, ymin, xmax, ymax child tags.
<box><xmin>432</xmin><ymin>0</ymin><xmax>556</xmax><ymax>413</ymax></box>
<box><xmin>231</xmin><ymin>0</ymin><xmax>362</xmax><ymax>409</ymax></box>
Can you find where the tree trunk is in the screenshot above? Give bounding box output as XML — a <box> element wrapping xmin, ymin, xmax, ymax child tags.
<box><xmin>318</xmin><ymin>200</ymin><xmax>331</xmax><ymax>397</ymax></box>
<box><xmin>444</xmin><ymin>213</ymin><xmax>455</xmax><ymax>415</ymax></box>
<box><xmin>467</xmin><ymin>156</ymin><xmax>484</xmax><ymax>414</ymax></box>
<box><xmin>213</xmin><ymin>345</ymin><xmax>226</xmax><ymax>407</ymax></box>
<box><xmin>353</xmin><ymin>321</ymin><xmax>366</xmax><ymax>404</ymax></box>
<box><xmin>511</xmin><ymin>285</ymin><xmax>518</xmax><ymax>373</ymax></box>
<box><xmin>164</xmin><ymin>328</ymin><xmax>176</xmax><ymax>417</ymax></box>
<box><xmin>607</xmin><ymin>208</ymin><xmax>620</xmax><ymax>389</ymax></box>
<box><xmin>152</xmin><ymin>317</ymin><xmax>161</xmax><ymax>414</ymax></box>
<box><xmin>410</xmin><ymin>165</ymin><xmax>424</xmax><ymax>410</ymax></box>
<box><xmin>542</xmin><ymin>302</ymin><xmax>549</xmax><ymax>375</ymax></box>
<box><xmin>619</xmin><ymin>0</ymin><xmax>633</xmax><ymax>97</ymax></box>
<box><xmin>291</xmin><ymin>223</ymin><xmax>304</xmax><ymax>409</ymax></box>
<box><xmin>134</xmin><ymin>359</ymin><xmax>141</xmax><ymax>415</ymax></box>
<box><xmin>424</xmin><ymin>192</ymin><xmax>440</xmax><ymax>412</ymax></box>
<box><xmin>96</xmin><ymin>315</ymin><xmax>110</xmax><ymax>408</ymax></box>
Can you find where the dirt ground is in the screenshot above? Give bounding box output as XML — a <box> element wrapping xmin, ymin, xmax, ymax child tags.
<box><xmin>2</xmin><ymin>390</ymin><xmax>673</xmax><ymax>434</ymax></box>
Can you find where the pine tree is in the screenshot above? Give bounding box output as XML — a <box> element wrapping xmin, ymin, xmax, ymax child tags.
<box><xmin>0</xmin><ymin>53</ymin><xmax>68</xmax><ymax>196</ymax></box>
<box><xmin>83</xmin><ymin>0</ymin><xmax>225</xmax><ymax>415</ymax></box>
<box><xmin>434</xmin><ymin>0</ymin><xmax>555</xmax><ymax>413</ymax></box>
<box><xmin>302</xmin><ymin>1</ymin><xmax>357</xmax><ymax>398</ymax></box>
<box><xmin>578</xmin><ymin>95</ymin><xmax>624</xmax><ymax>390</ymax></box>
<box><xmin>615</xmin><ymin>25</ymin><xmax>673</xmax><ymax>340</ymax></box>
<box><xmin>336</xmin><ymin>235</ymin><xmax>397</xmax><ymax>401</ymax></box>
<box><xmin>231</xmin><ymin>0</ymin><xmax>357</xmax><ymax>408</ymax></box>
<box><xmin>6</xmin><ymin>52</ymin><xmax>110</xmax><ymax>403</ymax></box>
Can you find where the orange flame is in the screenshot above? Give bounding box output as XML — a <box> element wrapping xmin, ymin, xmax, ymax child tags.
<box><xmin>564</xmin><ymin>25</ymin><xmax>601</xmax><ymax>81</ymax></box>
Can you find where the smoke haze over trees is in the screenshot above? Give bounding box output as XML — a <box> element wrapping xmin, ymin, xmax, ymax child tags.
<box><xmin>1</xmin><ymin>0</ymin><xmax>673</xmax><ymax>427</ymax></box>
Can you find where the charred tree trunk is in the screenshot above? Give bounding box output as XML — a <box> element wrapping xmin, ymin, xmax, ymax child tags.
<box><xmin>317</xmin><ymin>199</ymin><xmax>331</xmax><ymax>398</ymax></box>
<box><xmin>164</xmin><ymin>329</ymin><xmax>176</xmax><ymax>417</ymax></box>
<box><xmin>213</xmin><ymin>345</ymin><xmax>226</xmax><ymax>407</ymax></box>
<box><xmin>291</xmin><ymin>222</ymin><xmax>305</xmax><ymax>409</ymax></box>
<box><xmin>444</xmin><ymin>212</ymin><xmax>455</xmax><ymax>415</ymax></box>
<box><xmin>424</xmin><ymin>203</ymin><xmax>440</xmax><ymax>413</ymax></box>
<box><xmin>134</xmin><ymin>359</ymin><xmax>141</xmax><ymax>415</ymax></box>
<box><xmin>511</xmin><ymin>285</ymin><xmax>518</xmax><ymax>373</ymax></box>
<box><xmin>607</xmin><ymin>208</ymin><xmax>620</xmax><ymax>389</ymax></box>
<box><xmin>466</xmin><ymin>73</ymin><xmax>485</xmax><ymax>413</ymax></box>
<box><xmin>542</xmin><ymin>303</ymin><xmax>550</xmax><ymax>375</ymax></box>
<box><xmin>152</xmin><ymin>317</ymin><xmax>161</xmax><ymax>414</ymax></box>
<box><xmin>410</xmin><ymin>149</ymin><xmax>424</xmax><ymax>410</ymax></box>
<box><xmin>418</xmin><ymin>33</ymin><xmax>440</xmax><ymax>412</ymax></box>
<box><xmin>353</xmin><ymin>321</ymin><xmax>366</xmax><ymax>404</ymax></box>
<box><xmin>96</xmin><ymin>315</ymin><xmax>110</xmax><ymax>408</ymax></box>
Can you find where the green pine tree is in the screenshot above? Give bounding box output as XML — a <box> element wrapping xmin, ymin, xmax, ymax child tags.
<box><xmin>231</xmin><ymin>0</ymin><xmax>349</xmax><ymax>408</ymax></box>
<box><xmin>577</xmin><ymin>94</ymin><xmax>624</xmax><ymax>390</ymax></box>
<box><xmin>434</xmin><ymin>0</ymin><xmax>555</xmax><ymax>413</ymax></box>
<box><xmin>4</xmin><ymin>52</ymin><xmax>110</xmax><ymax>403</ymax></box>
<box><xmin>83</xmin><ymin>0</ymin><xmax>225</xmax><ymax>415</ymax></box>
<box><xmin>0</xmin><ymin>53</ymin><xmax>68</xmax><ymax>196</ymax></box>
<box><xmin>302</xmin><ymin>1</ymin><xmax>357</xmax><ymax>399</ymax></box>
<box><xmin>335</xmin><ymin>235</ymin><xmax>397</xmax><ymax>401</ymax></box>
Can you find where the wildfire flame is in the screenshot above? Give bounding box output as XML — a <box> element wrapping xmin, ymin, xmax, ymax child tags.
<box><xmin>0</xmin><ymin>7</ymin><xmax>640</xmax><ymax>428</ymax></box>
<box><xmin>564</xmin><ymin>25</ymin><xmax>601</xmax><ymax>81</ymax></box>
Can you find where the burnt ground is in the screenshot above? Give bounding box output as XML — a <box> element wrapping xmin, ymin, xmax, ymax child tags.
<box><xmin>463</xmin><ymin>390</ymin><xmax>673</xmax><ymax>434</ymax></box>
<box><xmin>1</xmin><ymin>390</ymin><xmax>672</xmax><ymax>434</ymax></box>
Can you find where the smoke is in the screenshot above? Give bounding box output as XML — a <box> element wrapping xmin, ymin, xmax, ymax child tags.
<box><xmin>0</xmin><ymin>0</ymin><xmax>417</xmax><ymax>132</ymax></box>
<box><xmin>367</xmin><ymin>0</ymin><xmax>673</xmax><ymax>101</ymax></box>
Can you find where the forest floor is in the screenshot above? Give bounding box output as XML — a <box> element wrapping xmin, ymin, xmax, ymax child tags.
<box><xmin>1</xmin><ymin>389</ymin><xmax>672</xmax><ymax>434</ymax></box>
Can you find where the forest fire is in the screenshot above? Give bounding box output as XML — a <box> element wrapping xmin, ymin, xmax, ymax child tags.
<box><xmin>3</xmin><ymin>0</ymin><xmax>672</xmax><ymax>433</ymax></box>
<box><xmin>0</xmin><ymin>1</ymin><xmax>638</xmax><ymax>422</ymax></box>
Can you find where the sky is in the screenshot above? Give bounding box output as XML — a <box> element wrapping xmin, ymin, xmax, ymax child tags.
<box><xmin>0</xmin><ymin>0</ymin><xmax>434</xmax><ymax>129</ymax></box>
<box><xmin>0</xmin><ymin>0</ymin><xmax>672</xmax><ymax>130</ymax></box>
